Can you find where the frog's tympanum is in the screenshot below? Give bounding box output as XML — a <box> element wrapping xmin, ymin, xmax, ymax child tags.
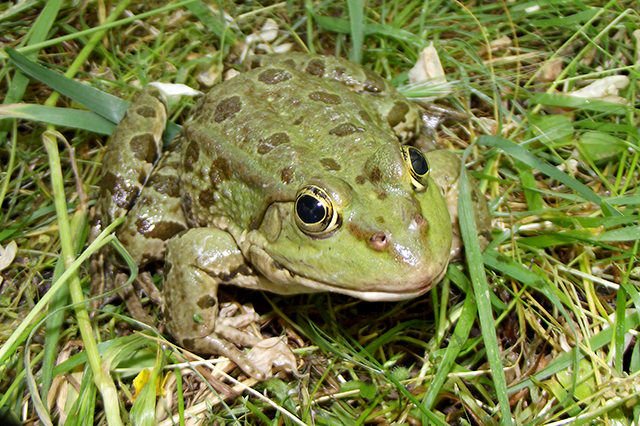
<box><xmin>94</xmin><ymin>53</ymin><xmax>491</xmax><ymax>379</ymax></box>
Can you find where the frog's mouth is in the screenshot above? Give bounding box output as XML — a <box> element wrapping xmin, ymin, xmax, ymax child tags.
<box><xmin>322</xmin><ymin>278</ymin><xmax>442</xmax><ymax>302</ymax></box>
<box><xmin>247</xmin><ymin>243</ymin><xmax>449</xmax><ymax>302</ymax></box>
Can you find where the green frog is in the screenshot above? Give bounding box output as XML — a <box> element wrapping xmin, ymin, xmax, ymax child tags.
<box><xmin>95</xmin><ymin>53</ymin><xmax>491</xmax><ymax>379</ymax></box>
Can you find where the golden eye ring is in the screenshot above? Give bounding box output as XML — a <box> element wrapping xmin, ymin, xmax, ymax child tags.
<box><xmin>294</xmin><ymin>185</ymin><xmax>340</xmax><ymax>235</ymax></box>
<box><xmin>401</xmin><ymin>145</ymin><xmax>430</xmax><ymax>192</ymax></box>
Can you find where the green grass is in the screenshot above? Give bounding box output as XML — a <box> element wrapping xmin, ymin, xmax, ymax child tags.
<box><xmin>1</xmin><ymin>1</ymin><xmax>640</xmax><ymax>425</ymax></box>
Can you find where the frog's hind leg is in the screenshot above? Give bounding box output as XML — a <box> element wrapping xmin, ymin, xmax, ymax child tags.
<box><xmin>96</xmin><ymin>91</ymin><xmax>188</xmax><ymax>326</ymax></box>
<box><xmin>113</xmin><ymin>147</ymin><xmax>189</xmax><ymax>325</ymax></box>
<box><xmin>163</xmin><ymin>227</ymin><xmax>270</xmax><ymax>380</ymax></box>
<box><xmin>99</xmin><ymin>87</ymin><xmax>167</xmax><ymax>223</ymax></box>
<box><xmin>91</xmin><ymin>87</ymin><xmax>168</xmax><ymax>317</ymax></box>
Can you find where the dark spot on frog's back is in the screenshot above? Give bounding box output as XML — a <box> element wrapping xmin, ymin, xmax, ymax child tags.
<box><xmin>306</xmin><ymin>59</ymin><xmax>325</xmax><ymax>76</ymax></box>
<box><xmin>320</xmin><ymin>158</ymin><xmax>341</xmax><ymax>171</ymax></box>
<box><xmin>329</xmin><ymin>123</ymin><xmax>364</xmax><ymax>137</ymax></box>
<box><xmin>363</xmin><ymin>69</ymin><xmax>386</xmax><ymax>92</ymax></box>
<box><xmin>210</xmin><ymin>157</ymin><xmax>232</xmax><ymax>187</ymax></box>
<box><xmin>369</xmin><ymin>166</ymin><xmax>382</xmax><ymax>184</ymax></box>
<box><xmin>183</xmin><ymin>142</ymin><xmax>199</xmax><ymax>172</ymax></box>
<box><xmin>147</xmin><ymin>174</ymin><xmax>180</xmax><ymax>198</ymax></box>
<box><xmin>130</xmin><ymin>133</ymin><xmax>159</xmax><ymax>163</ymax></box>
<box><xmin>280</xmin><ymin>166</ymin><xmax>294</xmax><ymax>184</ymax></box>
<box><xmin>214</xmin><ymin>96</ymin><xmax>242</xmax><ymax>123</ymax></box>
<box><xmin>359</xmin><ymin>109</ymin><xmax>373</xmax><ymax>123</ymax></box>
<box><xmin>257</xmin><ymin>132</ymin><xmax>290</xmax><ymax>154</ymax></box>
<box><xmin>103</xmin><ymin>171</ymin><xmax>138</xmax><ymax>209</ymax></box>
<box><xmin>198</xmin><ymin>189</ymin><xmax>215</xmax><ymax>208</ymax></box>
<box><xmin>387</xmin><ymin>101</ymin><xmax>411</xmax><ymax>127</ymax></box>
<box><xmin>258</xmin><ymin>68</ymin><xmax>291</xmax><ymax>85</ymax></box>
<box><xmin>135</xmin><ymin>105</ymin><xmax>157</xmax><ymax>118</ymax></box>
<box><xmin>309</xmin><ymin>91</ymin><xmax>342</xmax><ymax>105</ymax></box>
<box><xmin>355</xmin><ymin>175</ymin><xmax>366</xmax><ymax>185</ymax></box>
<box><xmin>197</xmin><ymin>295</ymin><xmax>217</xmax><ymax>309</ymax></box>
<box><xmin>136</xmin><ymin>218</ymin><xmax>186</xmax><ymax>240</ymax></box>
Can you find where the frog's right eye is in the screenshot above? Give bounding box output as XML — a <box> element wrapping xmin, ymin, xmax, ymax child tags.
<box><xmin>295</xmin><ymin>185</ymin><xmax>340</xmax><ymax>236</ymax></box>
<box><xmin>401</xmin><ymin>145</ymin><xmax>430</xmax><ymax>192</ymax></box>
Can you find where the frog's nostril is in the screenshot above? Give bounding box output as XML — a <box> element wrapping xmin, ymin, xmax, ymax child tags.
<box><xmin>369</xmin><ymin>232</ymin><xmax>388</xmax><ymax>251</ymax></box>
<box><xmin>415</xmin><ymin>214</ymin><xmax>427</xmax><ymax>228</ymax></box>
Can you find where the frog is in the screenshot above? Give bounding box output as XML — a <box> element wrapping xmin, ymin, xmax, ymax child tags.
<box><xmin>93</xmin><ymin>52</ymin><xmax>491</xmax><ymax>379</ymax></box>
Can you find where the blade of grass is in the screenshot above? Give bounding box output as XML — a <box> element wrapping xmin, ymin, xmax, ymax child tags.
<box><xmin>6</xmin><ymin>48</ymin><xmax>181</xmax><ymax>143</ymax></box>
<box><xmin>0</xmin><ymin>104</ymin><xmax>115</xmax><ymax>134</ymax></box>
<box><xmin>63</xmin><ymin>364</ymin><xmax>97</xmax><ymax>426</ymax></box>
<box><xmin>310</xmin><ymin>13</ymin><xmax>423</xmax><ymax>45</ymax></box>
<box><xmin>174</xmin><ymin>369</ymin><xmax>185</xmax><ymax>426</ymax></box>
<box><xmin>0</xmin><ymin>216</ymin><xmax>131</xmax><ymax>399</ymax></box>
<box><xmin>41</xmin><ymin>199</ymin><xmax>88</xmax><ymax>402</ymax></box>
<box><xmin>0</xmin><ymin>0</ymin><xmax>61</xmax><ymax>121</ymax></box>
<box><xmin>0</xmin><ymin>0</ymin><xmax>62</xmax><ymax>222</ymax></box>
<box><xmin>482</xmin><ymin>249</ymin><xmax>581</xmax><ymax>402</ymax></box>
<box><xmin>347</xmin><ymin>0</ymin><xmax>364</xmax><ymax>63</ymax></box>
<box><xmin>299</xmin><ymin>308</ymin><xmax>447</xmax><ymax>425</ymax></box>
<box><xmin>506</xmin><ymin>308</ymin><xmax>640</xmax><ymax>394</ymax></box>
<box><xmin>479</xmin><ymin>135</ymin><xmax>621</xmax><ymax>216</ymax></box>
<box><xmin>0</xmin><ymin>0</ymin><xmax>200</xmax><ymax>60</ymax></box>
<box><xmin>42</xmin><ymin>131</ymin><xmax>123</xmax><ymax>426</ymax></box>
<box><xmin>5</xmin><ymin>49</ymin><xmax>127</xmax><ymax>124</ymax></box>
<box><xmin>422</xmin><ymin>276</ymin><xmax>477</xmax><ymax>409</ymax></box>
<box><xmin>530</xmin><ymin>93</ymin><xmax>630</xmax><ymax>115</ymax></box>
<box><xmin>185</xmin><ymin>1</ymin><xmax>236</xmax><ymax>47</ymax></box>
<box><xmin>0</xmin><ymin>123</ymin><xmax>18</xmax><ymax>220</ymax></box>
<box><xmin>119</xmin><ymin>344</ymin><xmax>165</xmax><ymax>426</ymax></box>
<box><xmin>34</xmin><ymin>0</ymin><xmax>131</xmax><ymax>413</ymax></box>
<box><xmin>459</xmin><ymin>144</ymin><xmax>513</xmax><ymax>425</ymax></box>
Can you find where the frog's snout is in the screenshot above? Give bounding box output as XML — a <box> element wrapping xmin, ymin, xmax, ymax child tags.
<box><xmin>368</xmin><ymin>232</ymin><xmax>388</xmax><ymax>251</ymax></box>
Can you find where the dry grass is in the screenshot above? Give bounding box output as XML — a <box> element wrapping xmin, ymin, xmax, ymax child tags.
<box><xmin>1</xmin><ymin>1</ymin><xmax>640</xmax><ymax>425</ymax></box>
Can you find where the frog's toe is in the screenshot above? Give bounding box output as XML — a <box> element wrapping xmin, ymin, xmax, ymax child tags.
<box><xmin>183</xmin><ymin>334</ymin><xmax>266</xmax><ymax>380</ymax></box>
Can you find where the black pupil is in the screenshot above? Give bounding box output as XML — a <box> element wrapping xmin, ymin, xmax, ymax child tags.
<box><xmin>409</xmin><ymin>148</ymin><xmax>428</xmax><ymax>176</ymax></box>
<box><xmin>296</xmin><ymin>195</ymin><xmax>326</xmax><ymax>224</ymax></box>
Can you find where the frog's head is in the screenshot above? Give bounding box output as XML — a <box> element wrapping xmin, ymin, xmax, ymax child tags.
<box><xmin>251</xmin><ymin>144</ymin><xmax>453</xmax><ymax>302</ymax></box>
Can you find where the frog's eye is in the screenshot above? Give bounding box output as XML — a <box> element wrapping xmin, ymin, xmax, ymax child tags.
<box><xmin>401</xmin><ymin>146</ymin><xmax>430</xmax><ymax>192</ymax></box>
<box><xmin>295</xmin><ymin>185</ymin><xmax>340</xmax><ymax>235</ymax></box>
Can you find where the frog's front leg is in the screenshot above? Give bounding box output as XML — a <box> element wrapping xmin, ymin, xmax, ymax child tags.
<box><xmin>163</xmin><ymin>227</ymin><xmax>270</xmax><ymax>380</ymax></box>
<box><xmin>426</xmin><ymin>149</ymin><xmax>492</xmax><ymax>260</ymax></box>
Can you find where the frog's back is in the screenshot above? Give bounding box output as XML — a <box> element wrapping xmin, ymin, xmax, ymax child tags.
<box><xmin>178</xmin><ymin>54</ymin><xmax>421</xmax><ymax>229</ymax></box>
<box><xmin>186</xmin><ymin>55</ymin><xmax>418</xmax><ymax>183</ymax></box>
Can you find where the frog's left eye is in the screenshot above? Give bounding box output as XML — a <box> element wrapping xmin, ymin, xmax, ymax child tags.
<box><xmin>401</xmin><ymin>146</ymin><xmax>430</xmax><ymax>192</ymax></box>
<box><xmin>295</xmin><ymin>186</ymin><xmax>340</xmax><ymax>236</ymax></box>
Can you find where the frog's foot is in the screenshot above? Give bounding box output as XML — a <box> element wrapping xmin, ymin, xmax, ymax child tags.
<box><xmin>183</xmin><ymin>333</ymin><xmax>266</xmax><ymax>380</ymax></box>
<box><xmin>135</xmin><ymin>272</ymin><xmax>163</xmax><ymax>305</ymax></box>
<box><xmin>163</xmin><ymin>227</ymin><xmax>283</xmax><ymax>380</ymax></box>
